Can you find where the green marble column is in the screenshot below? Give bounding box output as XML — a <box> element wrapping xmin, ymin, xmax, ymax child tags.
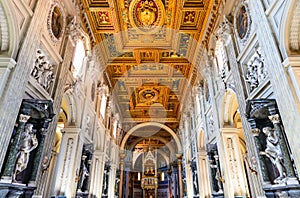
<box><xmin>29</xmin><ymin>128</ymin><xmax>47</xmax><ymax>183</ymax></box>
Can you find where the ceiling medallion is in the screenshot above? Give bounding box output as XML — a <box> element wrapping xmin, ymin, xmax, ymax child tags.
<box><xmin>47</xmin><ymin>1</ymin><xmax>65</xmax><ymax>44</ymax></box>
<box><xmin>234</xmin><ymin>2</ymin><xmax>251</xmax><ymax>42</ymax></box>
<box><xmin>129</xmin><ymin>0</ymin><xmax>165</xmax><ymax>33</ymax></box>
<box><xmin>139</xmin><ymin>88</ymin><xmax>159</xmax><ymax>104</ymax></box>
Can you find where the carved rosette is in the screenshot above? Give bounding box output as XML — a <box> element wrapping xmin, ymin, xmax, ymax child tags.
<box><xmin>47</xmin><ymin>0</ymin><xmax>66</xmax><ymax>44</ymax></box>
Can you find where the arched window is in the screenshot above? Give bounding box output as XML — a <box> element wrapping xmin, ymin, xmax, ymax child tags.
<box><xmin>72</xmin><ymin>40</ymin><xmax>85</xmax><ymax>78</ymax></box>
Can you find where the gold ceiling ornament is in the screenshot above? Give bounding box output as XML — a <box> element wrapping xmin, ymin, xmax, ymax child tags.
<box><xmin>129</xmin><ymin>0</ymin><xmax>166</xmax><ymax>33</ymax></box>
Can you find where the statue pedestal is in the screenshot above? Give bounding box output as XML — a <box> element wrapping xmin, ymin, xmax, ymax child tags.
<box><xmin>212</xmin><ymin>191</ymin><xmax>224</xmax><ymax>198</ymax></box>
<box><xmin>0</xmin><ymin>182</ymin><xmax>35</xmax><ymax>198</ymax></box>
<box><xmin>76</xmin><ymin>190</ymin><xmax>88</xmax><ymax>198</ymax></box>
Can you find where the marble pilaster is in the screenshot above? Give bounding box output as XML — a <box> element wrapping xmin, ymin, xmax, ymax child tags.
<box><xmin>52</xmin><ymin>127</ymin><xmax>81</xmax><ymax>197</ymax></box>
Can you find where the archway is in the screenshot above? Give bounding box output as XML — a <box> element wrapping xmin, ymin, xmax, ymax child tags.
<box><xmin>120</xmin><ymin>122</ymin><xmax>182</xmax><ymax>154</ymax></box>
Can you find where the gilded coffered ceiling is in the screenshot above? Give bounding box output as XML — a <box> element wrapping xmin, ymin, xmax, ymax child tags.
<box><xmin>78</xmin><ymin>0</ymin><xmax>221</xmax><ymax>145</ymax></box>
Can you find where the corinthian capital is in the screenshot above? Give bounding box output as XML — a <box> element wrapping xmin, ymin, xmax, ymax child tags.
<box><xmin>215</xmin><ymin>15</ymin><xmax>233</xmax><ymax>41</ymax></box>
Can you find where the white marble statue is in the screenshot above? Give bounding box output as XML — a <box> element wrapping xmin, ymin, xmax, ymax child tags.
<box><xmin>13</xmin><ymin>123</ymin><xmax>38</xmax><ymax>182</ymax></box>
<box><xmin>260</xmin><ymin>126</ymin><xmax>286</xmax><ymax>184</ymax></box>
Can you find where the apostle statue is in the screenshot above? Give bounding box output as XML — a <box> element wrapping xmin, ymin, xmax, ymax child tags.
<box><xmin>13</xmin><ymin>123</ymin><xmax>38</xmax><ymax>182</ymax></box>
<box><xmin>260</xmin><ymin>126</ymin><xmax>286</xmax><ymax>183</ymax></box>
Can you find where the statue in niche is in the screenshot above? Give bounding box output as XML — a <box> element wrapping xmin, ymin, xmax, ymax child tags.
<box><xmin>215</xmin><ymin>170</ymin><xmax>223</xmax><ymax>192</ymax></box>
<box><xmin>260</xmin><ymin>126</ymin><xmax>287</xmax><ymax>183</ymax></box>
<box><xmin>78</xmin><ymin>162</ymin><xmax>89</xmax><ymax>191</ymax></box>
<box><xmin>193</xmin><ymin>169</ymin><xmax>199</xmax><ymax>194</ymax></box>
<box><xmin>13</xmin><ymin>123</ymin><xmax>38</xmax><ymax>182</ymax></box>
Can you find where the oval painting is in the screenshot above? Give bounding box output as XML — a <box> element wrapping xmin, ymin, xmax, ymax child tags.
<box><xmin>51</xmin><ymin>6</ymin><xmax>63</xmax><ymax>39</ymax></box>
<box><xmin>236</xmin><ymin>5</ymin><xmax>248</xmax><ymax>39</ymax></box>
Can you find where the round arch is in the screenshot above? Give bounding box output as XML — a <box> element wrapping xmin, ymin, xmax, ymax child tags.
<box><xmin>62</xmin><ymin>91</ymin><xmax>78</xmax><ymax>125</ymax></box>
<box><xmin>120</xmin><ymin>122</ymin><xmax>182</xmax><ymax>154</ymax></box>
<box><xmin>197</xmin><ymin>130</ymin><xmax>205</xmax><ymax>150</ymax></box>
<box><xmin>220</xmin><ymin>88</ymin><xmax>239</xmax><ymax>127</ymax></box>
<box><xmin>280</xmin><ymin>0</ymin><xmax>300</xmax><ymax>57</ymax></box>
<box><xmin>0</xmin><ymin>1</ymin><xmax>19</xmax><ymax>58</ymax></box>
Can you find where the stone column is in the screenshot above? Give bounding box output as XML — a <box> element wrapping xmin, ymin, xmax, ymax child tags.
<box><xmin>185</xmin><ymin>162</ymin><xmax>193</xmax><ymax>198</ymax></box>
<box><xmin>183</xmin><ymin>112</ymin><xmax>191</xmax><ymax>140</ymax></box>
<box><xmin>119</xmin><ymin>152</ymin><xmax>125</xmax><ymax>197</ymax></box>
<box><xmin>203</xmin><ymin>65</ymin><xmax>220</xmax><ymax>132</ymax></box>
<box><xmin>124</xmin><ymin>170</ymin><xmax>129</xmax><ymax>198</ymax></box>
<box><xmin>1</xmin><ymin>113</ymin><xmax>31</xmax><ymax>181</ymax></box>
<box><xmin>176</xmin><ymin>154</ymin><xmax>184</xmax><ymax>198</ymax></box>
<box><xmin>198</xmin><ymin>149</ymin><xmax>211</xmax><ymax>198</ymax></box>
<box><xmin>108</xmin><ymin>164</ymin><xmax>117</xmax><ymax>198</ymax></box>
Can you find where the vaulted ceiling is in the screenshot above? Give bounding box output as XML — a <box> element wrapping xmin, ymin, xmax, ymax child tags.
<box><xmin>78</xmin><ymin>0</ymin><xmax>221</xmax><ymax>151</ymax></box>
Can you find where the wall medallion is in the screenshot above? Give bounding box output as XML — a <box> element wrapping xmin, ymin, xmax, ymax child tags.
<box><xmin>129</xmin><ymin>0</ymin><xmax>165</xmax><ymax>33</ymax></box>
<box><xmin>47</xmin><ymin>1</ymin><xmax>65</xmax><ymax>44</ymax></box>
<box><xmin>235</xmin><ymin>3</ymin><xmax>251</xmax><ymax>41</ymax></box>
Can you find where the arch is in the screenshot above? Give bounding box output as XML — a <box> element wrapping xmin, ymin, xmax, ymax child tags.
<box><xmin>128</xmin><ymin>136</ymin><xmax>175</xmax><ymax>155</ymax></box>
<box><xmin>197</xmin><ymin>130</ymin><xmax>205</xmax><ymax>150</ymax></box>
<box><xmin>0</xmin><ymin>1</ymin><xmax>19</xmax><ymax>58</ymax></box>
<box><xmin>280</xmin><ymin>0</ymin><xmax>300</xmax><ymax>57</ymax></box>
<box><xmin>220</xmin><ymin>88</ymin><xmax>239</xmax><ymax>127</ymax></box>
<box><xmin>120</xmin><ymin>122</ymin><xmax>182</xmax><ymax>154</ymax></box>
<box><xmin>62</xmin><ymin>91</ymin><xmax>78</xmax><ymax>125</ymax></box>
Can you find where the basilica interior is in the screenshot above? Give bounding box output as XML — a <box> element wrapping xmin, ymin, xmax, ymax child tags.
<box><xmin>1</xmin><ymin>0</ymin><xmax>300</xmax><ymax>197</ymax></box>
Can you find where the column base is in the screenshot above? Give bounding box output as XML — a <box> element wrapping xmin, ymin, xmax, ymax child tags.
<box><xmin>263</xmin><ymin>184</ymin><xmax>300</xmax><ymax>198</ymax></box>
<box><xmin>0</xmin><ymin>182</ymin><xmax>35</xmax><ymax>198</ymax></box>
<box><xmin>76</xmin><ymin>190</ymin><xmax>89</xmax><ymax>198</ymax></box>
<box><xmin>212</xmin><ymin>191</ymin><xmax>224</xmax><ymax>198</ymax></box>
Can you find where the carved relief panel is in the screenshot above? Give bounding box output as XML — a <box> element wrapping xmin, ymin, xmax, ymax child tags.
<box><xmin>242</xmin><ymin>47</ymin><xmax>268</xmax><ymax>94</ymax></box>
<box><xmin>31</xmin><ymin>50</ymin><xmax>56</xmax><ymax>94</ymax></box>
